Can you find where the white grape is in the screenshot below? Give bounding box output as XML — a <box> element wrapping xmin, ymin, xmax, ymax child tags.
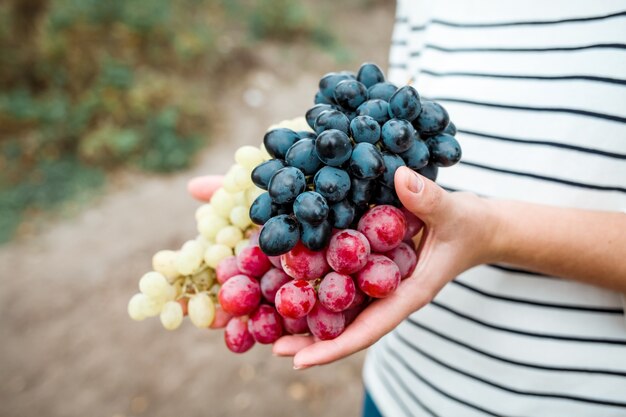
<box><xmin>203</xmin><ymin>244</ymin><xmax>232</xmax><ymax>268</ymax></box>
<box><xmin>188</xmin><ymin>293</ymin><xmax>215</xmax><ymax>328</ymax></box>
<box><xmin>197</xmin><ymin>214</ymin><xmax>229</xmax><ymax>240</ymax></box>
<box><xmin>232</xmin><ymin>191</ymin><xmax>247</xmax><ymax>206</ymax></box>
<box><xmin>223</xmin><ymin>164</ymin><xmax>252</xmax><ymax>193</ymax></box>
<box><xmin>152</xmin><ymin>250</ymin><xmax>179</xmax><ymax>283</ymax></box>
<box><xmin>195</xmin><ymin>204</ymin><xmax>216</xmax><ymax>222</ymax></box>
<box><xmin>160</xmin><ymin>301</ymin><xmax>184</xmax><ymax>330</ymax></box>
<box><xmin>230</xmin><ymin>205</ymin><xmax>252</xmax><ymax>230</ymax></box>
<box><xmin>210</xmin><ymin>188</ymin><xmax>235</xmax><ymax>218</ymax></box>
<box><xmin>137</xmin><ymin>293</ymin><xmax>163</xmax><ymax>317</ymax></box>
<box><xmin>139</xmin><ymin>271</ymin><xmax>176</xmax><ymax>303</ymax></box>
<box><xmin>175</xmin><ymin>240</ymin><xmax>204</xmax><ymax>275</ymax></box>
<box><xmin>215</xmin><ymin>225</ymin><xmax>244</xmax><ymax>248</ymax></box>
<box><xmin>128</xmin><ymin>293</ymin><xmax>147</xmax><ymax>321</ymax></box>
<box><xmin>245</xmin><ymin>186</ymin><xmax>265</xmax><ymax>207</ymax></box>
<box><xmin>235</xmin><ymin>146</ymin><xmax>265</xmax><ymax>170</ymax></box>
<box><xmin>195</xmin><ymin>234</ymin><xmax>212</xmax><ymax>251</ymax></box>
<box><xmin>222</xmin><ymin>168</ymin><xmax>241</xmax><ymax>193</ymax></box>
<box><xmin>192</xmin><ymin>268</ymin><xmax>215</xmax><ymax>289</ymax></box>
<box><xmin>259</xmin><ymin>143</ymin><xmax>272</xmax><ymax>161</ymax></box>
<box><xmin>234</xmin><ymin>239</ymin><xmax>250</xmax><ymax>256</ymax></box>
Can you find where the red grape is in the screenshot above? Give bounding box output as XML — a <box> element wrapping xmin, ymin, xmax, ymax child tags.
<box><xmin>260</xmin><ymin>268</ymin><xmax>292</xmax><ymax>303</ymax></box>
<box><xmin>247</xmin><ymin>305</ymin><xmax>283</xmax><ymax>344</ymax></box>
<box><xmin>400</xmin><ymin>206</ymin><xmax>424</xmax><ymax>241</ymax></box>
<box><xmin>348</xmin><ymin>286</ymin><xmax>367</xmax><ymax>309</ymax></box>
<box><xmin>210</xmin><ymin>305</ymin><xmax>233</xmax><ymax>329</ymax></box>
<box><xmin>218</xmin><ymin>274</ymin><xmax>261</xmax><ymax>316</ymax></box>
<box><xmin>268</xmin><ymin>255</ymin><xmax>284</xmax><ymax>270</ymax></box>
<box><xmin>357</xmin><ymin>205</ymin><xmax>406</xmax><ymax>252</ymax></box>
<box><xmin>307</xmin><ymin>302</ymin><xmax>346</xmax><ymax>340</ymax></box>
<box><xmin>283</xmin><ymin>316</ymin><xmax>310</xmax><ymax>334</ymax></box>
<box><xmin>356</xmin><ymin>254</ymin><xmax>401</xmax><ymax>298</ymax></box>
<box><xmin>280</xmin><ymin>241</ymin><xmax>330</xmax><ymax>280</ymax></box>
<box><xmin>216</xmin><ymin>256</ymin><xmax>241</xmax><ymax>284</ymax></box>
<box><xmin>318</xmin><ymin>272</ymin><xmax>356</xmax><ymax>312</ymax></box>
<box><xmin>326</xmin><ymin>229</ymin><xmax>370</xmax><ymax>274</ymax></box>
<box><xmin>237</xmin><ymin>245</ymin><xmax>272</xmax><ymax>277</ymax></box>
<box><xmin>343</xmin><ymin>303</ymin><xmax>366</xmax><ymax>326</ymax></box>
<box><xmin>224</xmin><ymin>316</ymin><xmax>255</xmax><ymax>353</ymax></box>
<box><xmin>275</xmin><ymin>280</ymin><xmax>316</xmax><ymax>319</ymax></box>
<box><xmin>384</xmin><ymin>241</ymin><xmax>417</xmax><ymax>278</ymax></box>
<box><xmin>177</xmin><ymin>297</ymin><xmax>189</xmax><ymax>316</ymax></box>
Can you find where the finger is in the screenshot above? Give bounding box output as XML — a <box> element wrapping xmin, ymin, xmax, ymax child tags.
<box><xmin>394</xmin><ymin>166</ymin><xmax>451</xmax><ymax>223</ymax></box>
<box><xmin>292</xmin><ymin>280</ymin><xmax>429</xmax><ymax>368</ymax></box>
<box><xmin>272</xmin><ymin>335</ymin><xmax>315</xmax><ymax>357</ymax></box>
<box><xmin>187</xmin><ymin>175</ymin><xmax>223</xmax><ymax>201</ymax></box>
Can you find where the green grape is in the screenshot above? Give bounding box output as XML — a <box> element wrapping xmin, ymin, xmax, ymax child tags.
<box><xmin>215</xmin><ymin>225</ymin><xmax>244</xmax><ymax>248</ymax></box>
<box><xmin>195</xmin><ymin>204</ymin><xmax>216</xmax><ymax>222</ymax></box>
<box><xmin>188</xmin><ymin>293</ymin><xmax>216</xmax><ymax>328</ymax></box>
<box><xmin>230</xmin><ymin>206</ymin><xmax>252</xmax><ymax>230</ymax></box>
<box><xmin>234</xmin><ymin>239</ymin><xmax>250</xmax><ymax>256</ymax></box>
<box><xmin>160</xmin><ymin>300</ymin><xmax>184</xmax><ymax>330</ymax></box>
<box><xmin>210</xmin><ymin>188</ymin><xmax>236</xmax><ymax>218</ymax></box>
<box><xmin>128</xmin><ymin>293</ymin><xmax>147</xmax><ymax>321</ymax></box>
<box><xmin>233</xmin><ymin>191</ymin><xmax>247</xmax><ymax>206</ymax></box>
<box><xmin>139</xmin><ymin>272</ymin><xmax>176</xmax><ymax>303</ymax></box>
<box><xmin>175</xmin><ymin>240</ymin><xmax>204</xmax><ymax>275</ymax></box>
<box><xmin>235</xmin><ymin>146</ymin><xmax>265</xmax><ymax>170</ymax></box>
<box><xmin>152</xmin><ymin>250</ymin><xmax>179</xmax><ymax>283</ymax></box>
<box><xmin>197</xmin><ymin>214</ymin><xmax>229</xmax><ymax>240</ymax></box>
<box><xmin>204</xmin><ymin>244</ymin><xmax>233</xmax><ymax>268</ymax></box>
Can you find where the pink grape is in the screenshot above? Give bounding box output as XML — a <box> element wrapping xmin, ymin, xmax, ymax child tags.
<box><xmin>318</xmin><ymin>272</ymin><xmax>356</xmax><ymax>312</ymax></box>
<box><xmin>237</xmin><ymin>245</ymin><xmax>272</xmax><ymax>277</ymax></box>
<box><xmin>343</xmin><ymin>303</ymin><xmax>366</xmax><ymax>326</ymax></box>
<box><xmin>216</xmin><ymin>256</ymin><xmax>241</xmax><ymax>284</ymax></box>
<box><xmin>348</xmin><ymin>286</ymin><xmax>367</xmax><ymax>309</ymax></box>
<box><xmin>218</xmin><ymin>274</ymin><xmax>261</xmax><ymax>316</ymax></box>
<box><xmin>268</xmin><ymin>255</ymin><xmax>283</xmax><ymax>270</ymax></box>
<box><xmin>283</xmin><ymin>316</ymin><xmax>310</xmax><ymax>334</ymax></box>
<box><xmin>280</xmin><ymin>241</ymin><xmax>330</xmax><ymax>280</ymax></box>
<box><xmin>307</xmin><ymin>302</ymin><xmax>346</xmax><ymax>340</ymax></box>
<box><xmin>357</xmin><ymin>205</ymin><xmax>406</xmax><ymax>252</ymax></box>
<box><xmin>401</xmin><ymin>206</ymin><xmax>424</xmax><ymax>241</ymax></box>
<box><xmin>260</xmin><ymin>268</ymin><xmax>292</xmax><ymax>303</ymax></box>
<box><xmin>326</xmin><ymin>229</ymin><xmax>370</xmax><ymax>274</ymax></box>
<box><xmin>384</xmin><ymin>241</ymin><xmax>418</xmax><ymax>279</ymax></box>
<box><xmin>210</xmin><ymin>304</ymin><xmax>233</xmax><ymax>329</ymax></box>
<box><xmin>224</xmin><ymin>316</ymin><xmax>255</xmax><ymax>353</ymax></box>
<box><xmin>248</xmin><ymin>230</ymin><xmax>260</xmax><ymax>245</ymax></box>
<box><xmin>247</xmin><ymin>305</ymin><xmax>283</xmax><ymax>344</ymax></box>
<box><xmin>275</xmin><ymin>280</ymin><xmax>316</xmax><ymax>319</ymax></box>
<box><xmin>355</xmin><ymin>254</ymin><xmax>401</xmax><ymax>298</ymax></box>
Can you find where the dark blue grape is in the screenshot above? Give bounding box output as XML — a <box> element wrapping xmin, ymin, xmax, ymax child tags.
<box><xmin>297</xmin><ymin>130</ymin><xmax>317</xmax><ymax>140</ymax></box>
<box><xmin>263</xmin><ymin>128</ymin><xmax>300</xmax><ymax>159</ymax></box>
<box><xmin>356</xmin><ymin>63</ymin><xmax>385</xmax><ymax>88</ymax></box>
<box><xmin>329</xmin><ymin>199</ymin><xmax>356</xmax><ymax>229</ymax></box>
<box><xmin>413</xmin><ymin>100</ymin><xmax>450</xmax><ymax>136</ymax></box>
<box><xmin>315</xmin><ymin>91</ymin><xmax>335</xmax><ymax>105</ymax></box>
<box><xmin>315</xmin><ymin>129</ymin><xmax>352</xmax><ymax>167</ymax></box>
<box><xmin>367</xmin><ymin>82</ymin><xmax>398</xmax><ymax>101</ymax></box>
<box><xmin>350</xmin><ymin>115</ymin><xmax>380</xmax><ymax>144</ymax></box>
<box><xmin>339</xmin><ymin>70</ymin><xmax>357</xmax><ymax>79</ymax></box>
<box><xmin>319</xmin><ymin>72</ymin><xmax>353</xmax><ymax>100</ymax></box>
<box><xmin>388</xmin><ymin>86</ymin><xmax>421</xmax><ymax>121</ymax></box>
<box><xmin>350</xmin><ymin>177</ymin><xmax>375</xmax><ymax>206</ymax></box>
<box><xmin>399</xmin><ymin>139</ymin><xmax>430</xmax><ymax>170</ymax></box>
<box><xmin>314</xmin><ymin>166</ymin><xmax>351</xmax><ymax>203</ymax></box>
<box><xmin>301</xmin><ymin>219</ymin><xmax>332</xmax><ymax>251</ymax></box>
<box><xmin>314</xmin><ymin>109</ymin><xmax>350</xmax><ymax>135</ymax></box>
<box><xmin>356</xmin><ymin>99</ymin><xmax>390</xmax><ymax>125</ymax></box>
<box><xmin>381</xmin><ymin>119</ymin><xmax>416</xmax><ymax>153</ymax></box>
<box><xmin>344</xmin><ymin>110</ymin><xmax>358</xmax><ymax>121</ymax></box>
<box><xmin>249</xmin><ymin>192</ymin><xmax>275</xmax><ymax>225</ymax></box>
<box><xmin>305</xmin><ymin>104</ymin><xmax>334</xmax><ymax>130</ymax></box>
<box><xmin>251</xmin><ymin>159</ymin><xmax>286</xmax><ymax>190</ymax></box>
<box><xmin>427</xmin><ymin>134</ymin><xmax>462</xmax><ymax>167</ymax></box>
<box><xmin>333</xmin><ymin>80</ymin><xmax>368</xmax><ymax>110</ymax></box>
<box><xmin>373</xmin><ymin>183</ymin><xmax>399</xmax><ymax>206</ymax></box>
<box><xmin>285</xmin><ymin>139</ymin><xmax>322</xmax><ymax>175</ymax></box>
<box><xmin>268</xmin><ymin>167</ymin><xmax>306</xmax><ymax>204</ymax></box>
<box><xmin>293</xmin><ymin>191</ymin><xmax>329</xmax><ymax>225</ymax></box>
<box><xmin>380</xmin><ymin>152</ymin><xmax>406</xmax><ymax>189</ymax></box>
<box><xmin>418</xmin><ymin>163</ymin><xmax>439</xmax><ymax>181</ymax></box>
<box><xmin>443</xmin><ymin>121</ymin><xmax>457</xmax><ymax>136</ymax></box>
<box><xmin>259</xmin><ymin>215</ymin><xmax>300</xmax><ymax>256</ymax></box>
<box><xmin>349</xmin><ymin>142</ymin><xmax>385</xmax><ymax>179</ymax></box>
<box><xmin>275</xmin><ymin>202</ymin><xmax>293</xmax><ymax>216</ymax></box>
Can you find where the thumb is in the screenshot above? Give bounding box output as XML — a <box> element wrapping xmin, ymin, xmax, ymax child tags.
<box><xmin>394</xmin><ymin>166</ymin><xmax>449</xmax><ymax>222</ymax></box>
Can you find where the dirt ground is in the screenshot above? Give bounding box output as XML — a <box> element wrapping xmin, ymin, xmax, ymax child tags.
<box><xmin>0</xmin><ymin>4</ymin><xmax>395</xmax><ymax>417</ymax></box>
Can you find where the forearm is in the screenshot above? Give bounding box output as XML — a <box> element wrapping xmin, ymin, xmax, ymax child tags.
<box><xmin>487</xmin><ymin>199</ymin><xmax>626</xmax><ymax>291</ymax></box>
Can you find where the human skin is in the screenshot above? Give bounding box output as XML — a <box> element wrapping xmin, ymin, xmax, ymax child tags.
<box><xmin>187</xmin><ymin>167</ymin><xmax>626</xmax><ymax>369</ymax></box>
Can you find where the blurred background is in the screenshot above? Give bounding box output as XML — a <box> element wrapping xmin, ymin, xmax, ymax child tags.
<box><xmin>0</xmin><ymin>0</ymin><xmax>394</xmax><ymax>416</ymax></box>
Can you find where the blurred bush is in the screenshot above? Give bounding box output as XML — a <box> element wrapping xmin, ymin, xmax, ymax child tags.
<box><xmin>0</xmin><ymin>0</ymin><xmax>335</xmax><ymax>243</ymax></box>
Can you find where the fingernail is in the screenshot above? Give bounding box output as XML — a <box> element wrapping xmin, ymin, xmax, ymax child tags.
<box><xmin>406</xmin><ymin>170</ymin><xmax>423</xmax><ymax>194</ymax></box>
<box><xmin>293</xmin><ymin>364</ymin><xmax>311</xmax><ymax>370</ymax></box>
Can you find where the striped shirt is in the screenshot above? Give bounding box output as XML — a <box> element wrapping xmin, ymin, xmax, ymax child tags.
<box><xmin>363</xmin><ymin>1</ymin><xmax>626</xmax><ymax>416</ymax></box>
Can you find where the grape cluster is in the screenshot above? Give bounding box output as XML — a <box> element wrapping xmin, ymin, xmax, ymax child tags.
<box><xmin>252</xmin><ymin>62</ymin><xmax>461</xmax><ymax>257</ymax></box>
<box><xmin>128</xmin><ymin>62</ymin><xmax>462</xmax><ymax>354</ymax></box>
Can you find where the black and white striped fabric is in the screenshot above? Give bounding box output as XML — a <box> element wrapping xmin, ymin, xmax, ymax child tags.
<box><xmin>363</xmin><ymin>1</ymin><xmax>626</xmax><ymax>416</ymax></box>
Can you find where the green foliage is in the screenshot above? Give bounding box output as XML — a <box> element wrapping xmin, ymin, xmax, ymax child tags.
<box><xmin>0</xmin><ymin>0</ymin><xmax>337</xmax><ymax>243</ymax></box>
